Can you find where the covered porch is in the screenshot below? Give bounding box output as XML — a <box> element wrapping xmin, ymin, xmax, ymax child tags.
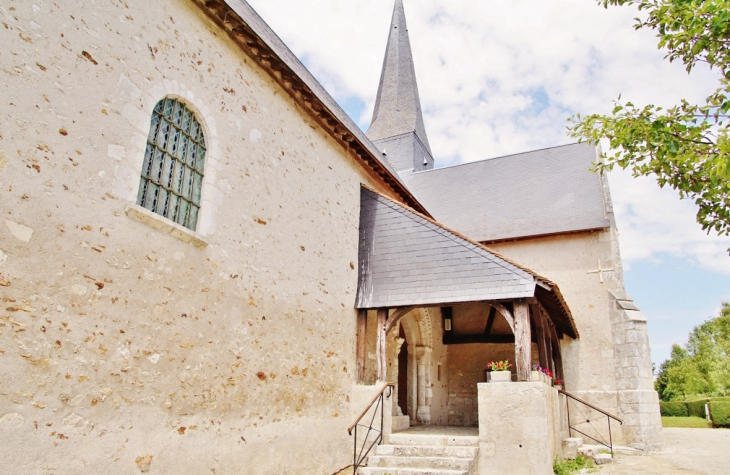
<box><xmin>355</xmin><ymin>186</ymin><xmax>578</xmax><ymax>428</ymax></box>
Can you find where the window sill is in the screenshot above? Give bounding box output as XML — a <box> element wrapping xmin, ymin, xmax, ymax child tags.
<box><xmin>125</xmin><ymin>203</ymin><xmax>208</xmax><ymax>249</ymax></box>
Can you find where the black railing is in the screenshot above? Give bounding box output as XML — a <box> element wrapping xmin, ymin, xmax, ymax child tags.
<box><xmin>347</xmin><ymin>383</ymin><xmax>395</xmax><ymax>475</ymax></box>
<box><xmin>559</xmin><ymin>389</ymin><xmax>623</xmax><ymax>457</ymax></box>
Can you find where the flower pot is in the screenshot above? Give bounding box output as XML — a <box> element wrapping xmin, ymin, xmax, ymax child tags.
<box><xmin>489</xmin><ymin>370</ymin><xmax>511</xmax><ymax>382</ymax></box>
<box><xmin>531</xmin><ymin>370</ymin><xmax>542</xmax><ymax>382</ymax></box>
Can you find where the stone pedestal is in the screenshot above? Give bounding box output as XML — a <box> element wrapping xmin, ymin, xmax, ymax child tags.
<box><xmin>478</xmin><ymin>382</ymin><xmax>562</xmax><ymax>475</ymax></box>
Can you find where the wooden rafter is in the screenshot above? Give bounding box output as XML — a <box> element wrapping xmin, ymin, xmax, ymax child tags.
<box><xmin>484</xmin><ymin>306</ymin><xmax>497</xmax><ymax>335</ymax></box>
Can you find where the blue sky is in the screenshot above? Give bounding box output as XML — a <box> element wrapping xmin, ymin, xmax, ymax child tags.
<box><xmin>246</xmin><ymin>0</ymin><xmax>730</xmax><ymax>368</ymax></box>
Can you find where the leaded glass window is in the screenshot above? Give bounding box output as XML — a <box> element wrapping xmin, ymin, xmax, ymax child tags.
<box><xmin>137</xmin><ymin>97</ymin><xmax>206</xmax><ymax>230</ymax></box>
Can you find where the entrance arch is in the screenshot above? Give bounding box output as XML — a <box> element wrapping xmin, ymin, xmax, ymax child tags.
<box><xmin>390</xmin><ymin>307</ymin><xmax>435</xmax><ymax>425</ymax></box>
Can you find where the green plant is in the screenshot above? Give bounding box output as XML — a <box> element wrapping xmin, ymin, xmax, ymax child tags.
<box><xmin>553</xmin><ymin>455</ymin><xmax>594</xmax><ymax>475</ymax></box>
<box><xmin>709</xmin><ymin>401</ymin><xmax>730</xmax><ymax>427</ymax></box>
<box><xmin>687</xmin><ymin>398</ymin><xmax>709</xmax><ymax>418</ymax></box>
<box><xmin>487</xmin><ymin>360</ymin><xmax>512</xmax><ymax>371</ymax></box>
<box><xmin>569</xmin><ymin>1</ymin><xmax>730</xmax><ymax>247</ymax></box>
<box><xmin>660</xmin><ymin>401</ymin><xmax>689</xmax><ymax>417</ymax></box>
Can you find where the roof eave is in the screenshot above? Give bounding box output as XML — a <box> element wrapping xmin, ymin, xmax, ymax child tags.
<box><xmin>481</xmin><ymin>226</ymin><xmax>611</xmax><ymax>245</ymax></box>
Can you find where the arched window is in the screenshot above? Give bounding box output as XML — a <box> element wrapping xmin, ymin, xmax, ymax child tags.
<box><xmin>137</xmin><ymin>97</ymin><xmax>206</xmax><ymax>230</ymax></box>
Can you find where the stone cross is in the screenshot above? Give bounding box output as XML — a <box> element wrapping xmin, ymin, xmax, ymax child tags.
<box><xmin>587</xmin><ymin>259</ymin><xmax>614</xmax><ymax>283</ymax></box>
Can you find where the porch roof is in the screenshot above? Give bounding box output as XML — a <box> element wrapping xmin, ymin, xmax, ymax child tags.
<box><xmin>356</xmin><ymin>186</ymin><xmax>578</xmax><ymax>339</ymax></box>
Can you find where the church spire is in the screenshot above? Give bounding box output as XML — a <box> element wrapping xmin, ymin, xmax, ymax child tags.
<box><xmin>367</xmin><ymin>0</ymin><xmax>434</xmax><ymax>172</ymax></box>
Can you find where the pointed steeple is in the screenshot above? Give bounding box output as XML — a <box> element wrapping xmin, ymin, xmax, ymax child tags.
<box><xmin>367</xmin><ymin>0</ymin><xmax>434</xmax><ymax>172</ymax></box>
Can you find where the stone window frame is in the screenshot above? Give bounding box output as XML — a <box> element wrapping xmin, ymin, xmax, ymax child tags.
<box><xmin>137</xmin><ymin>97</ymin><xmax>207</xmax><ymax>231</ymax></box>
<box><xmin>112</xmin><ymin>76</ymin><xmax>223</xmax><ymax>249</ymax></box>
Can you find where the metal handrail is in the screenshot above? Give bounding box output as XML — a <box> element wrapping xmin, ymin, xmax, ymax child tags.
<box><xmin>348</xmin><ymin>382</ymin><xmax>394</xmax><ymax>474</ymax></box>
<box><xmin>559</xmin><ymin>389</ymin><xmax>623</xmax><ymax>457</ymax></box>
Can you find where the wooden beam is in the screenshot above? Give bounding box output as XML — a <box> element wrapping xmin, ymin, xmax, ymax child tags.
<box><xmin>484</xmin><ymin>306</ymin><xmax>496</xmax><ymax>335</ymax></box>
<box><xmin>356</xmin><ymin>310</ymin><xmax>367</xmax><ymax>383</ymax></box>
<box><xmin>492</xmin><ymin>302</ymin><xmax>514</xmax><ymax>333</ymax></box>
<box><xmin>443</xmin><ymin>333</ymin><xmax>515</xmax><ymax>345</ymax></box>
<box><xmin>548</xmin><ymin>321</ymin><xmax>565</xmax><ymax>383</ymax></box>
<box><xmin>531</xmin><ymin>303</ymin><xmax>549</xmax><ymax>370</ymax></box>
<box><xmin>384</xmin><ymin>306</ymin><xmax>416</xmax><ymax>335</ymax></box>
<box><xmin>513</xmin><ymin>300</ymin><xmax>531</xmax><ymax>382</ymax></box>
<box><xmin>376</xmin><ymin>308</ymin><xmax>388</xmax><ymax>381</ymax></box>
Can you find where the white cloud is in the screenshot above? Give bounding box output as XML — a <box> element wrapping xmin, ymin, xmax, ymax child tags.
<box><xmin>246</xmin><ymin>0</ymin><xmax>729</xmax><ymax>271</ymax></box>
<box><xmin>609</xmin><ymin>168</ymin><xmax>730</xmax><ymax>275</ymax></box>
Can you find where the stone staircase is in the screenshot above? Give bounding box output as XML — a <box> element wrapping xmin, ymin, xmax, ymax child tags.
<box><xmin>562</xmin><ymin>437</ymin><xmax>614</xmax><ymax>465</ymax></box>
<box><xmin>356</xmin><ymin>431</ymin><xmax>479</xmax><ymax>475</ymax></box>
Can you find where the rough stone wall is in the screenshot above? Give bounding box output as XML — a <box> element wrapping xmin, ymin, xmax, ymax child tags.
<box><xmin>0</xmin><ymin>1</ymin><xmax>396</xmax><ymax>473</ymax></box>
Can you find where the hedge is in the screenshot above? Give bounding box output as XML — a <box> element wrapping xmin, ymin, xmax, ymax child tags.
<box><xmin>660</xmin><ymin>401</ymin><xmax>688</xmax><ymax>417</ymax></box>
<box><xmin>687</xmin><ymin>399</ymin><xmax>709</xmax><ymax>418</ymax></box>
<box><xmin>709</xmin><ymin>401</ymin><xmax>730</xmax><ymax>428</ymax></box>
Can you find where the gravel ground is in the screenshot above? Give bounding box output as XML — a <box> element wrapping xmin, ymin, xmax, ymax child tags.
<box><xmin>587</xmin><ymin>427</ymin><xmax>730</xmax><ymax>475</ymax></box>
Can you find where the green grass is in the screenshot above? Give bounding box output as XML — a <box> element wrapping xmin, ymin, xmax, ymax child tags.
<box><xmin>661</xmin><ymin>416</ymin><xmax>712</xmax><ymax>428</ymax></box>
<box><xmin>553</xmin><ymin>455</ymin><xmax>594</xmax><ymax>475</ymax></box>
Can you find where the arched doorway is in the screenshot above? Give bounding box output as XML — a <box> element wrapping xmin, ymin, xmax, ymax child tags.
<box><xmin>394</xmin><ymin>308</ymin><xmax>434</xmax><ymax>425</ymax></box>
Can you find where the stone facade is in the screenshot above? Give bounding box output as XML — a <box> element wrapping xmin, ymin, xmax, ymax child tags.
<box><xmin>0</xmin><ymin>1</ymin><xmax>398</xmax><ymax>473</ymax></box>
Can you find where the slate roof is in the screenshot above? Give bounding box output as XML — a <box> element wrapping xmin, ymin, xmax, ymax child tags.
<box><xmin>357</xmin><ymin>186</ymin><xmax>579</xmax><ymax>339</ymax></box>
<box><xmin>366</xmin><ymin>0</ymin><xmax>433</xmax><ymax>160</ymax></box>
<box><xmin>400</xmin><ymin>143</ymin><xmax>611</xmax><ymax>242</ymax></box>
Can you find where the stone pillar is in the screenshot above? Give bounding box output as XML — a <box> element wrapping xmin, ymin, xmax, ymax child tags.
<box><xmin>478</xmin><ymin>382</ymin><xmax>562</xmax><ymax>475</ymax></box>
<box><xmin>393</xmin><ymin>337</ymin><xmax>405</xmax><ymax>415</ymax></box>
<box><xmin>376</xmin><ymin>308</ymin><xmax>388</xmax><ymax>381</ymax></box>
<box><xmin>407</xmin><ymin>344</ymin><xmax>417</xmax><ymax>424</ymax></box>
<box><xmin>415</xmin><ymin>346</ymin><xmax>432</xmax><ymax>424</ymax></box>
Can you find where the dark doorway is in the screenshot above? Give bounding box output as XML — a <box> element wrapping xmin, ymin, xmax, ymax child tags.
<box><xmin>398</xmin><ymin>325</ymin><xmax>408</xmax><ymax>416</ymax></box>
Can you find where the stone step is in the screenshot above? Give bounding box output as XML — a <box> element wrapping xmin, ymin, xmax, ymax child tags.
<box><xmin>386</xmin><ymin>433</ymin><xmax>479</xmax><ymax>447</ymax></box>
<box><xmin>578</xmin><ymin>444</ymin><xmax>602</xmax><ymax>458</ymax></box>
<box><xmin>562</xmin><ymin>437</ymin><xmax>583</xmax><ymax>459</ymax></box>
<box><xmin>375</xmin><ymin>444</ymin><xmax>478</xmax><ymax>458</ymax></box>
<box><xmin>357</xmin><ymin>467</ymin><xmax>469</xmax><ymax>475</ymax></box>
<box><xmin>593</xmin><ymin>453</ymin><xmax>614</xmax><ymax>465</ymax></box>
<box><xmin>367</xmin><ymin>454</ymin><xmax>473</xmax><ymax>470</ymax></box>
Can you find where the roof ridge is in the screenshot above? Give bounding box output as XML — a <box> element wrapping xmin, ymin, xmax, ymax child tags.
<box><xmin>408</xmin><ymin>142</ymin><xmax>590</xmax><ymax>175</ymax></box>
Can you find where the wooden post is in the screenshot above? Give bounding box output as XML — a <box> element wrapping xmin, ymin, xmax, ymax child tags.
<box><xmin>513</xmin><ymin>300</ymin><xmax>531</xmax><ymax>382</ymax></box>
<box><xmin>540</xmin><ymin>306</ymin><xmax>556</xmax><ymax>376</ymax></box>
<box><xmin>376</xmin><ymin>308</ymin><xmax>388</xmax><ymax>381</ymax></box>
<box><xmin>549</xmin><ymin>323</ymin><xmax>565</xmax><ymax>383</ymax></box>
<box><xmin>356</xmin><ymin>310</ymin><xmax>367</xmax><ymax>383</ymax></box>
<box><xmin>531</xmin><ymin>303</ymin><xmax>549</xmax><ymax>371</ymax></box>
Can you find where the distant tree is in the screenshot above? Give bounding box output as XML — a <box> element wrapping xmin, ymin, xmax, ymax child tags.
<box><xmin>568</xmin><ymin>0</ymin><xmax>730</xmax><ymax>249</ymax></box>
<box><xmin>655</xmin><ymin>302</ymin><xmax>730</xmax><ymax>400</ymax></box>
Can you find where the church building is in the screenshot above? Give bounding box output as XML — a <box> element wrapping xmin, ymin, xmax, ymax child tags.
<box><xmin>0</xmin><ymin>0</ymin><xmax>660</xmax><ymax>474</ymax></box>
